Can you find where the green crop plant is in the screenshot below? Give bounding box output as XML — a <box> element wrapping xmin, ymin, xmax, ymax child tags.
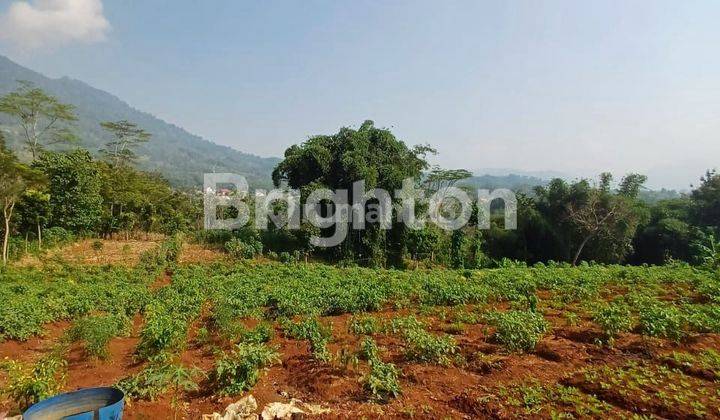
<box><xmin>210</xmin><ymin>342</ymin><xmax>280</xmax><ymax>396</ymax></box>
<box><xmin>485</xmin><ymin>310</ymin><xmax>549</xmax><ymax>352</ymax></box>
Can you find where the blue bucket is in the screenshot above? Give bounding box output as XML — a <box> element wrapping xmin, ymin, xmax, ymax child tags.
<box><xmin>23</xmin><ymin>387</ymin><xmax>125</xmax><ymax>420</ymax></box>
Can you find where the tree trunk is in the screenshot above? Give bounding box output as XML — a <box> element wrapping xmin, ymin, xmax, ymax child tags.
<box><xmin>37</xmin><ymin>222</ymin><xmax>42</xmax><ymax>250</ymax></box>
<box><xmin>572</xmin><ymin>234</ymin><xmax>593</xmax><ymax>266</ymax></box>
<box><xmin>2</xmin><ymin>203</ymin><xmax>13</xmax><ymax>265</ymax></box>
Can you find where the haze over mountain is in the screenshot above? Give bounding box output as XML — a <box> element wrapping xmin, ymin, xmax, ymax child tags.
<box><xmin>0</xmin><ymin>54</ymin><xmax>279</xmax><ymax>188</ymax></box>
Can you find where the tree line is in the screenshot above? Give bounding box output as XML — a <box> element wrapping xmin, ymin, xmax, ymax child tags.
<box><xmin>1</xmin><ymin>82</ymin><xmax>718</xmax><ymax>268</ymax></box>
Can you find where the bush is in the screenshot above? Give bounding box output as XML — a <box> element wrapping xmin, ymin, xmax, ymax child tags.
<box><xmin>211</xmin><ymin>343</ymin><xmax>279</xmax><ymax>396</ymax></box>
<box><xmin>68</xmin><ymin>314</ymin><xmax>131</xmax><ymax>359</ymax></box>
<box><xmin>0</xmin><ymin>350</ymin><xmax>67</xmax><ymax>410</ymax></box>
<box><xmin>225</xmin><ymin>237</ymin><xmax>263</xmax><ymax>259</ymax></box>
<box><xmin>364</xmin><ymin>360</ymin><xmax>401</xmax><ymax>402</ymax></box>
<box><xmin>486</xmin><ymin>310</ymin><xmax>549</xmax><ymax>352</ymax></box>
<box><xmin>116</xmin><ymin>362</ymin><xmax>201</xmax><ymax>401</ymax></box>
<box><xmin>136</xmin><ymin>305</ymin><xmax>189</xmax><ymax>360</ymax></box>
<box><xmin>282</xmin><ymin>317</ymin><xmax>333</xmax><ymax>362</ymax></box>
<box><xmin>402</xmin><ymin>327</ymin><xmax>458</xmax><ymax>366</ymax></box>
<box><xmin>241</xmin><ymin>322</ymin><xmax>274</xmax><ymax>344</ymax></box>
<box><xmin>638</xmin><ymin>301</ymin><xmax>686</xmax><ymax>341</ymax></box>
<box><xmin>593</xmin><ymin>300</ymin><xmax>633</xmax><ymax>339</ymax></box>
<box><xmin>358</xmin><ymin>337</ymin><xmax>401</xmax><ymax>402</ymax></box>
<box><xmin>349</xmin><ymin>314</ymin><xmax>380</xmax><ymax>335</ymax></box>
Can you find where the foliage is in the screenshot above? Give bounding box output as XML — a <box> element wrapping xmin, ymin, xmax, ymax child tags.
<box><xmin>68</xmin><ymin>314</ymin><xmax>131</xmax><ymax>359</ymax></box>
<box><xmin>593</xmin><ymin>300</ymin><xmax>633</xmax><ymax>339</ymax></box>
<box><xmin>225</xmin><ymin>236</ymin><xmax>263</xmax><ymax>259</ymax></box>
<box><xmin>0</xmin><ymin>81</ymin><xmax>77</xmax><ymax>159</ymax></box>
<box><xmin>365</xmin><ymin>359</ymin><xmax>401</xmax><ymax>402</ymax></box>
<box><xmin>0</xmin><ymin>348</ymin><xmax>67</xmax><ymax>410</ymax></box>
<box><xmin>272</xmin><ymin>120</ymin><xmax>432</xmax><ymax>265</ymax></box>
<box><xmin>210</xmin><ymin>342</ymin><xmax>280</xmax><ymax>396</ymax></box>
<box><xmin>348</xmin><ymin>314</ymin><xmax>381</xmax><ymax>335</ymax></box>
<box><xmin>33</xmin><ymin>150</ymin><xmax>103</xmax><ymax>232</ymax></box>
<box><xmin>402</xmin><ymin>327</ymin><xmax>458</xmax><ymax>366</ymax></box>
<box><xmin>485</xmin><ymin>310</ymin><xmax>549</xmax><ymax>352</ymax></box>
<box><xmin>358</xmin><ymin>337</ymin><xmax>401</xmax><ymax>402</ymax></box>
<box><xmin>637</xmin><ymin>300</ymin><xmax>686</xmax><ymax>341</ymax></box>
<box><xmin>116</xmin><ymin>362</ymin><xmax>201</xmax><ymax>401</ymax></box>
<box><xmin>99</xmin><ymin>120</ymin><xmax>152</xmax><ymax>166</ymax></box>
<box><xmin>281</xmin><ymin>317</ymin><xmax>333</xmax><ymax>361</ymax></box>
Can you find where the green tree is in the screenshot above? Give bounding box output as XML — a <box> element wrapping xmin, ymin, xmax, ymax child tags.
<box><xmin>34</xmin><ymin>150</ymin><xmax>103</xmax><ymax>232</ymax></box>
<box><xmin>0</xmin><ymin>81</ymin><xmax>78</xmax><ymax>159</ymax></box>
<box><xmin>691</xmin><ymin>170</ymin><xmax>720</xmax><ymax>232</ymax></box>
<box><xmin>99</xmin><ymin>120</ymin><xmax>151</xmax><ymax>167</ymax></box>
<box><xmin>272</xmin><ymin>120</ymin><xmax>431</xmax><ymax>265</ymax></box>
<box><xmin>16</xmin><ymin>189</ymin><xmax>51</xmax><ymax>249</ymax></box>
<box><xmin>565</xmin><ymin>173</ymin><xmax>645</xmax><ymax>265</ymax></box>
<box><xmin>0</xmin><ymin>134</ymin><xmax>43</xmax><ymax>263</ymax></box>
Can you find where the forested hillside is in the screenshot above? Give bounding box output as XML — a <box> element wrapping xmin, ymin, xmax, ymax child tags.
<box><xmin>0</xmin><ymin>55</ymin><xmax>278</xmax><ymax>188</ymax></box>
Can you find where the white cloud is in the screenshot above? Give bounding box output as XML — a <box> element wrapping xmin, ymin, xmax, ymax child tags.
<box><xmin>0</xmin><ymin>0</ymin><xmax>110</xmax><ymax>50</ymax></box>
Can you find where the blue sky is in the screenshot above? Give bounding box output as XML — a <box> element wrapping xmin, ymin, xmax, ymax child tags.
<box><xmin>1</xmin><ymin>0</ymin><xmax>719</xmax><ymax>189</ymax></box>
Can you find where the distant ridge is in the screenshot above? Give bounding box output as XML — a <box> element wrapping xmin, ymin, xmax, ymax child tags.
<box><xmin>0</xmin><ymin>54</ymin><xmax>279</xmax><ymax>188</ymax></box>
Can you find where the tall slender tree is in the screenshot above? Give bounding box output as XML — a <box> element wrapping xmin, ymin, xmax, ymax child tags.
<box><xmin>99</xmin><ymin>120</ymin><xmax>151</xmax><ymax>166</ymax></box>
<box><xmin>0</xmin><ymin>133</ymin><xmax>43</xmax><ymax>264</ymax></box>
<box><xmin>0</xmin><ymin>81</ymin><xmax>78</xmax><ymax>159</ymax></box>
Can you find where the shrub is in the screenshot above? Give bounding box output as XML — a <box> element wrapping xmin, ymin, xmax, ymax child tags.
<box><xmin>638</xmin><ymin>301</ymin><xmax>685</xmax><ymax>341</ymax></box>
<box><xmin>211</xmin><ymin>343</ymin><xmax>279</xmax><ymax>396</ymax></box>
<box><xmin>282</xmin><ymin>317</ymin><xmax>333</xmax><ymax>362</ymax></box>
<box><xmin>0</xmin><ymin>350</ymin><xmax>67</xmax><ymax>410</ymax></box>
<box><xmin>348</xmin><ymin>314</ymin><xmax>380</xmax><ymax>335</ymax></box>
<box><xmin>68</xmin><ymin>314</ymin><xmax>131</xmax><ymax>359</ymax></box>
<box><xmin>359</xmin><ymin>336</ymin><xmax>380</xmax><ymax>361</ymax></box>
<box><xmin>225</xmin><ymin>237</ymin><xmax>263</xmax><ymax>259</ymax></box>
<box><xmin>486</xmin><ymin>310</ymin><xmax>549</xmax><ymax>352</ymax></box>
<box><xmin>136</xmin><ymin>305</ymin><xmax>189</xmax><ymax>360</ymax></box>
<box><xmin>593</xmin><ymin>300</ymin><xmax>633</xmax><ymax>339</ymax></box>
<box><xmin>402</xmin><ymin>327</ymin><xmax>458</xmax><ymax>366</ymax></box>
<box><xmin>116</xmin><ymin>363</ymin><xmax>201</xmax><ymax>401</ymax></box>
<box><xmin>242</xmin><ymin>322</ymin><xmax>274</xmax><ymax>344</ymax></box>
<box><xmin>364</xmin><ymin>360</ymin><xmax>401</xmax><ymax>402</ymax></box>
<box><xmin>685</xmin><ymin>304</ymin><xmax>720</xmax><ymax>333</ymax></box>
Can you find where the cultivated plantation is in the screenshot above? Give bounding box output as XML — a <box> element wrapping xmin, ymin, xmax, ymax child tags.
<box><xmin>1</xmin><ymin>236</ymin><xmax>719</xmax><ymax>419</ymax></box>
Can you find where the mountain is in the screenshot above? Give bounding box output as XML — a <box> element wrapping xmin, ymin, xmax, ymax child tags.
<box><xmin>0</xmin><ymin>55</ymin><xmax>279</xmax><ymax>188</ymax></box>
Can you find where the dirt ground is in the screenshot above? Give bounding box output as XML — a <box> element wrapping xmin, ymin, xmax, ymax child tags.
<box><xmin>2</xmin><ymin>301</ymin><xmax>718</xmax><ymax>419</ymax></box>
<box><xmin>15</xmin><ymin>239</ymin><xmax>162</xmax><ymax>267</ymax></box>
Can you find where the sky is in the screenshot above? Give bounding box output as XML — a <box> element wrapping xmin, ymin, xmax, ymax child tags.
<box><xmin>1</xmin><ymin>0</ymin><xmax>719</xmax><ymax>190</ymax></box>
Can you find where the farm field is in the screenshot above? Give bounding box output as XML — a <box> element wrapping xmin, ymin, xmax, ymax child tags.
<box><xmin>1</xmin><ymin>238</ymin><xmax>719</xmax><ymax>419</ymax></box>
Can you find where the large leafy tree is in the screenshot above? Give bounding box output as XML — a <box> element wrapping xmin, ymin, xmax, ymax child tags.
<box><xmin>691</xmin><ymin>170</ymin><xmax>720</xmax><ymax>232</ymax></box>
<box><xmin>99</xmin><ymin>120</ymin><xmax>151</xmax><ymax>166</ymax></box>
<box><xmin>33</xmin><ymin>150</ymin><xmax>103</xmax><ymax>232</ymax></box>
<box><xmin>272</xmin><ymin>120</ymin><xmax>431</xmax><ymax>265</ymax></box>
<box><xmin>16</xmin><ymin>189</ymin><xmax>51</xmax><ymax>249</ymax></box>
<box><xmin>0</xmin><ymin>134</ymin><xmax>43</xmax><ymax>264</ymax></box>
<box><xmin>0</xmin><ymin>81</ymin><xmax>78</xmax><ymax>159</ymax></box>
<box><xmin>97</xmin><ymin>162</ymin><xmax>195</xmax><ymax>236</ymax></box>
